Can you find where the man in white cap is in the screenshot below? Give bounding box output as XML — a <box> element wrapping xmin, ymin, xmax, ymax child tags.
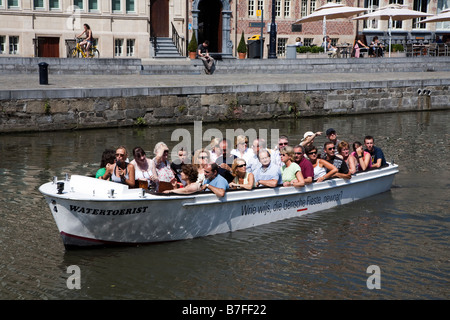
<box><xmin>300</xmin><ymin>131</ymin><xmax>322</xmax><ymax>148</ymax></box>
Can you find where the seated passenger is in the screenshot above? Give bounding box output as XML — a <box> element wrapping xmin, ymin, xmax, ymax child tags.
<box><xmin>337</xmin><ymin>141</ymin><xmax>357</xmax><ymax>174</ymax></box>
<box><xmin>201</xmin><ymin>163</ymin><xmax>229</xmax><ymax>198</ymax></box>
<box><xmin>253</xmin><ymin>149</ymin><xmax>282</xmax><ymax>188</ymax></box>
<box><xmin>280</xmin><ymin>146</ymin><xmax>305</xmax><ymax>187</ymax></box>
<box><xmin>96</xmin><ymin>149</ymin><xmax>115</xmax><ymax>180</ymax></box>
<box><xmin>351</xmin><ymin>141</ymin><xmax>372</xmax><ymax>172</ymax></box>
<box><xmin>231</xmin><ymin>135</ymin><xmax>253</xmax><ymax>164</ymax></box>
<box><xmin>229</xmin><ymin>158</ymin><xmax>255</xmax><ymax>190</ymax></box>
<box><xmin>364</xmin><ymin>136</ymin><xmax>387</xmax><ymax>168</ymax></box>
<box><xmin>323</xmin><ymin>141</ymin><xmax>351</xmax><ymax>179</ymax></box>
<box><xmin>193</xmin><ymin>148</ymin><xmax>211</xmax><ymax>184</ymax></box>
<box><xmin>130</xmin><ymin>146</ymin><xmax>157</xmax><ymax>189</ymax></box>
<box><xmin>153</xmin><ymin>142</ymin><xmax>177</xmax><ymax>192</ymax></box>
<box><xmin>171</xmin><ymin>147</ymin><xmax>189</xmax><ymax>186</ymax></box>
<box><xmin>163</xmin><ymin>164</ymin><xmax>200</xmax><ymax>195</ymax></box>
<box><xmin>215</xmin><ymin>138</ymin><xmax>236</xmax><ymax>183</ymax></box>
<box><xmin>306</xmin><ymin>145</ymin><xmax>337</xmax><ymax>182</ymax></box>
<box><xmin>293</xmin><ymin>145</ymin><xmax>314</xmax><ymax>184</ymax></box>
<box><xmin>103</xmin><ymin>146</ymin><xmax>136</xmax><ymax>188</ymax></box>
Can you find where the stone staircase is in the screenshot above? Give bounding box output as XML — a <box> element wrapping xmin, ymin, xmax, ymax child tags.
<box><xmin>153</xmin><ymin>37</ymin><xmax>185</xmax><ymax>59</ymax></box>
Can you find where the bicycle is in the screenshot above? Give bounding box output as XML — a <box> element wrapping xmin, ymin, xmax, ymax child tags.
<box><xmin>69</xmin><ymin>38</ymin><xmax>100</xmax><ymax>58</ymax></box>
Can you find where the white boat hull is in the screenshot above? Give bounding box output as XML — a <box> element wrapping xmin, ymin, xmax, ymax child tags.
<box><xmin>39</xmin><ymin>164</ymin><xmax>398</xmax><ymax>248</ymax></box>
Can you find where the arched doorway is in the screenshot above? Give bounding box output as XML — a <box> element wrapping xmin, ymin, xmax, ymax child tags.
<box><xmin>198</xmin><ymin>0</ymin><xmax>222</xmax><ymax>53</ymax></box>
<box><xmin>192</xmin><ymin>0</ymin><xmax>232</xmax><ymax>57</ymax></box>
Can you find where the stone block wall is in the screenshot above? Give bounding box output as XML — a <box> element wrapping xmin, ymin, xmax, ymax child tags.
<box><xmin>0</xmin><ymin>82</ymin><xmax>448</xmax><ymax>133</ymax></box>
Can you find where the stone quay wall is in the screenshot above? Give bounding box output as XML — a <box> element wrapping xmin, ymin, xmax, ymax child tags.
<box><xmin>1</xmin><ymin>79</ymin><xmax>448</xmax><ymax>133</ymax></box>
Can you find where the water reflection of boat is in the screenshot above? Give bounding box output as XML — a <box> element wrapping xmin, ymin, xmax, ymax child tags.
<box><xmin>39</xmin><ymin>164</ymin><xmax>398</xmax><ymax>249</ymax></box>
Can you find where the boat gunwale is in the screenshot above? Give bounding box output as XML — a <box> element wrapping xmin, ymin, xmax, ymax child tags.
<box><xmin>39</xmin><ymin>163</ymin><xmax>398</xmax><ymax>203</ymax></box>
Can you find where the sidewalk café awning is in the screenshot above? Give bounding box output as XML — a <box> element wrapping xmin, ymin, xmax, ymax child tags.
<box><xmin>353</xmin><ymin>5</ymin><xmax>433</xmax><ymax>57</ymax></box>
<box><xmin>293</xmin><ymin>3</ymin><xmax>367</xmax><ymax>37</ymax></box>
<box><xmin>419</xmin><ymin>8</ymin><xmax>450</xmax><ymax>23</ymax></box>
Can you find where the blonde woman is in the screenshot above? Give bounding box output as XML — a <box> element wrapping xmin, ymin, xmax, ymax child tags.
<box><xmin>229</xmin><ymin>158</ymin><xmax>254</xmax><ymax>190</ymax></box>
<box><xmin>231</xmin><ymin>135</ymin><xmax>252</xmax><ymax>162</ymax></box>
<box><xmin>192</xmin><ymin>148</ymin><xmax>211</xmax><ymax>184</ymax></box>
<box><xmin>206</xmin><ymin>138</ymin><xmax>221</xmax><ymax>163</ymax></box>
<box><xmin>279</xmin><ymin>146</ymin><xmax>305</xmax><ymax>187</ymax></box>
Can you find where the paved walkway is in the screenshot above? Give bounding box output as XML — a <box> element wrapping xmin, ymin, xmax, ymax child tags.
<box><xmin>1</xmin><ymin>71</ymin><xmax>450</xmax><ymax>91</ymax></box>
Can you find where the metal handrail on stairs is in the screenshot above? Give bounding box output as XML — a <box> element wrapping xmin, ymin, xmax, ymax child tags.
<box><xmin>171</xmin><ymin>23</ymin><xmax>185</xmax><ymax>57</ymax></box>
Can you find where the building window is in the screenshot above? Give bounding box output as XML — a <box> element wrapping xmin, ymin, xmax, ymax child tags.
<box><xmin>389</xmin><ymin>0</ymin><xmax>403</xmax><ymax>29</ymax></box>
<box><xmin>126</xmin><ymin>39</ymin><xmax>135</xmax><ymax>56</ymax></box>
<box><xmin>310</xmin><ymin>0</ymin><xmax>316</xmax><ymax>13</ymax></box>
<box><xmin>115</xmin><ymin>38</ymin><xmax>123</xmax><ymax>56</ymax></box>
<box><xmin>303</xmin><ymin>38</ymin><xmax>313</xmax><ymax>46</ymax></box>
<box><xmin>0</xmin><ymin>36</ymin><xmax>5</xmax><ymax>54</ymax></box>
<box><xmin>284</xmin><ymin>0</ymin><xmax>290</xmax><ymax>18</ymax></box>
<box><xmin>275</xmin><ymin>0</ymin><xmax>281</xmax><ymax>17</ymax></box>
<box><xmin>89</xmin><ymin>0</ymin><xmax>98</xmax><ymax>11</ymax></box>
<box><xmin>277</xmin><ymin>37</ymin><xmax>287</xmax><ymax>56</ymax></box>
<box><xmin>364</xmin><ymin>0</ymin><xmax>380</xmax><ymax>29</ymax></box>
<box><xmin>112</xmin><ymin>0</ymin><xmax>120</xmax><ymax>11</ymax></box>
<box><xmin>437</xmin><ymin>0</ymin><xmax>450</xmax><ymax>29</ymax></box>
<box><xmin>8</xmin><ymin>0</ymin><xmax>19</xmax><ymax>7</ymax></box>
<box><xmin>74</xmin><ymin>0</ymin><xmax>83</xmax><ymax>10</ymax></box>
<box><xmin>301</xmin><ymin>0</ymin><xmax>307</xmax><ymax>16</ymax></box>
<box><xmin>413</xmin><ymin>0</ymin><xmax>428</xmax><ymax>29</ymax></box>
<box><xmin>49</xmin><ymin>0</ymin><xmax>59</xmax><ymax>9</ymax></box>
<box><xmin>248</xmin><ymin>0</ymin><xmax>255</xmax><ymax>16</ymax></box>
<box><xmin>257</xmin><ymin>0</ymin><xmax>264</xmax><ymax>11</ymax></box>
<box><xmin>34</xmin><ymin>0</ymin><xmax>44</xmax><ymax>8</ymax></box>
<box><xmin>9</xmin><ymin>36</ymin><xmax>19</xmax><ymax>54</ymax></box>
<box><xmin>126</xmin><ymin>0</ymin><xmax>134</xmax><ymax>12</ymax></box>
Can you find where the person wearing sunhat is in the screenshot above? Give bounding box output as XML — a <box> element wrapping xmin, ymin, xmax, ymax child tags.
<box><xmin>321</xmin><ymin>128</ymin><xmax>340</xmax><ymax>159</ymax></box>
<box><xmin>300</xmin><ymin>131</ymin><xmax>322</xmax><ymax>148</ymax></box>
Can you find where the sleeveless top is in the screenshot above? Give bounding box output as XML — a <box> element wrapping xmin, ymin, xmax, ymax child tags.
<box><xmin>111</xmin><ymin>163</ymin><xmax>129</xmax><ymax>184</ymax></box>
<box><xmin>313</xmin><ymin>161</ymin><xmax>327</xmax><ymax>180</ymax></box>
<box><xmin>351</xmin><ymin>151</ymin><xmax>372</xmax><ymax>172</ymax></box>
<box><xmin>233</xmin><ymin>172</ymin><xmax>250</xmax><ymax>185</ymax></box>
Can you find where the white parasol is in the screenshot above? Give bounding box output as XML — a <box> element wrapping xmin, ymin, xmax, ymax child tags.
<box><xmin>294</xmin><ymin>3</ymin><xmax>367</xmax><ymax>38</ymax></box>
<box><xmin>419</xmin><ymin>8</ymin><xmax>450</xmax><ymax>23</ymax></box>
<box><xmin>353</xmin><ymin>4</ymin><xmax>433</xmax><ymax>57</ymax></box>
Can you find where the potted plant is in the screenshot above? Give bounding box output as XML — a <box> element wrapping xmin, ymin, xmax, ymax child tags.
<box><xmin>237</xmin><ymin>31</ymin><xmax>247</xmax><ymax>59</ymax></box>
<box><xmin>188</xmin><ymin>33</ymin><xmax>198</xmax><ymax>59</ymax></box>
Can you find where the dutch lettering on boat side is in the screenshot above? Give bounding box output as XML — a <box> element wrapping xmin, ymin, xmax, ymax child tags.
<box><xmin>241</xmin><ymin>191</ymin><xmax>344</xmax><ymax>216</ymax></box>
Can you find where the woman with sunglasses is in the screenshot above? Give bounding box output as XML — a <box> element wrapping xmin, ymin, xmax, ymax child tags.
<box><xmin>103</xmin><ymin>146</ymin><xmax>136</xmax><ymax>188</ymax></box>
<box><xmin>229</xmin><ymin>158</ymin><xmax>255</xmax><ymax>190</ymax></box>
<box><xmin>231</xmin><ymin>135</ymin><xmax>252</xmax><ymax>163</ymax></box>
<box><xmin>130</xmin><ymin>146</ymin><xmax>157</xmax><ymax>189</ymax></box>
<box><xmin>280</xmin><ymin>146</ymin><xmax>305</xmax><ymax>187</ymax></box>
<box><xmin>351</xmin><ymin>141</ymin><xmax>372</xmax><ymax>172</ymax></box>
<box><xmin>193</xmin><ymin>148</ymin><xmax>211</xmax><ymax>184</ymax></box>
<box><xmin>306</xmin><ymin>145</ymin><xmax>337</xmax><ymax>183</ymax></box>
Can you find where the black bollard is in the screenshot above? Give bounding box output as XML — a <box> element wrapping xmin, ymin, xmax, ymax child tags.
<box><xmin>38</xmin><ymin>62</ymin><xmax>49</xmax><ymax>85</ymax></box>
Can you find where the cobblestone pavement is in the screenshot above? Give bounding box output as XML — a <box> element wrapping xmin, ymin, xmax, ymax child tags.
<box><xmin>1</xmin><ymin>71</ymin><xmax>449</xmax><ymax>91</ymax></box>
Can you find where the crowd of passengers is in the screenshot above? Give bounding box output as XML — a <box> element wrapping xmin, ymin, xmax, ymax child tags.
<box><xmin>96</xmin><ymin>128</ymin><xmax>387</xmax><ymax>198</ymax></box>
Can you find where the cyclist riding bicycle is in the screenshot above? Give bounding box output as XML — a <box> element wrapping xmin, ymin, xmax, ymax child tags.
<box><xmin>76</xmin><ymin>23</ymin><xmax>93</xmax><ymax>56</ymax></box>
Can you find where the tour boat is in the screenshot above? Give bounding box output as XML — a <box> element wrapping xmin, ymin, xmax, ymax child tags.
<box><xmin>39</xmin><ymin>163</ymin><xmax>398</xmax><ymax>248</ymax></box>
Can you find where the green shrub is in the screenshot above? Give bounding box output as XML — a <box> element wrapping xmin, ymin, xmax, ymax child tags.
<box><xmin>237</xmin><ymin>31</ymin><xmax>247</xmax><ymax>53</ymax></box>
<box><xmin>188</xmin><ymin>33</ymin><xmax>198</xmax><ymax>52</ymax></box>
<box><xmin>297</xmin><ymin>46</ymin><xmax>324</xmax><ymax>53</ymax></box>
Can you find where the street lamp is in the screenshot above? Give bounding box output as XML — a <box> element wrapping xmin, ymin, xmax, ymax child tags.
<box><xmin>268</xmin><ymin>0</ymin><xmax>277</xmax><ymax>59</ymax></box>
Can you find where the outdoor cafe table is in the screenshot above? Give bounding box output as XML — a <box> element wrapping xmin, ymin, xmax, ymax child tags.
<box><xmin>336</xmin><ymin>45</ymin><xmax>352</xmax><ymax>58</ymax></box>
<box><xmin>413</xmin><ymin>44</ymin><xmax>430</xmax><ymax>56</ymax></box>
